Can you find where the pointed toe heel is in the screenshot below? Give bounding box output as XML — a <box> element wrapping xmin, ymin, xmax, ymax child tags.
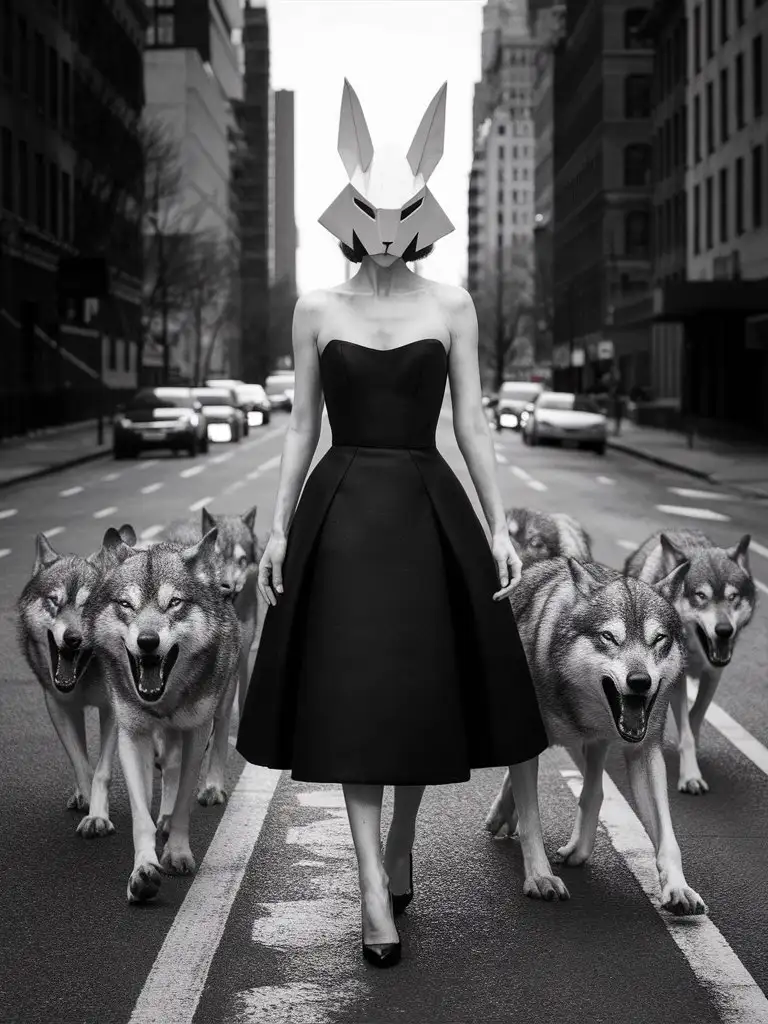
<box><xmin>362</xmin><ymin>940</ymin><xmax>402</xmax><ymax>968</ymax></box>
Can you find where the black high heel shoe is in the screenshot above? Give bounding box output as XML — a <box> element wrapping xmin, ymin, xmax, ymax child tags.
<box><xmin>390</xmin><ymin>853</ymin><xmax>413</xmax><ymax>917</ymax></box>
<box><xmin>362</xmin><ymin>892</ymin><xmax>401</xmax><ymax>968</ymax></box>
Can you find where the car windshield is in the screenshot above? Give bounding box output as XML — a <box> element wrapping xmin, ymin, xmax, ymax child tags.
<box><xmin>537</xmin><ymin>393</ymin><xmax>601</xmax><ymax>413</ymax></box>
<box><xmin>266</xmin><ymin>377</ymin><xmax>293</xmax><ymax>392</ymax></box>
<box><xmin>501</xmin><ymin>384</ymin><xmax>541</xmax><ymax>401</ymax></box>
<box><xmin>129</xmin><ymin>389</ymin><xmax>192</xmax><ymax>410</ymax></box>
<box><xmin>193</xmin><ymin>390</ymin><xmax>233</xmax><ymax>406</ymax></box>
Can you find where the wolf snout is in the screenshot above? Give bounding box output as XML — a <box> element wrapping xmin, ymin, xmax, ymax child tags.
<box><xmin>137</xmin><ymin>630</ymin><xmax>161</xmax><ymax>653</ymax></box>
<box><xmin>62</xmin><ymin>626</ymin><xmax>83</xmax><ymax>651</ymax></box>
<box><xmin>626</xmin><ymin>671</ymin><xmax>652</xmax><ymax>694</ymax></box>
<box><xmin>715</xmin><ymin>622</ymin><xmax>734</xmax><ymax>639</ymax></box>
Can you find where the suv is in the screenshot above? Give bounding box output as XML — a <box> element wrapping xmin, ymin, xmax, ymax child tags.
<box><xmin>114</xmin><ymin>387</ymin><xmax>209</xmax><ymax>459</ymax></box>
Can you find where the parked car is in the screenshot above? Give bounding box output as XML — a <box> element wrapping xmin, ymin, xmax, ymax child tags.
<box><xmin>265</xmin><ymin>371</ymin><xmax>295</xmax><ymax>411</ymax></box>
<box><xmin>522</xmin><ymin>391</ymin><xmax>608</xmax><ymax>454</ymax></box>
<box><xmin>496</xmin><ymin>381</ymin><xmax>546</xmax><ymax>430</ymax></box>
<box><xmin>113</xmin><ymin>387</ymin><xmax>208</xmax><ymax>459</ymax></box>
<box><xmin>206</xmin><ymin>379</ymin><xmax>272</xmax><ymax>428</ymax></box>
<box><xmin>191</xmin><ymin>387</ymin><xmax>246</xmax><ymax>443</ymax></box>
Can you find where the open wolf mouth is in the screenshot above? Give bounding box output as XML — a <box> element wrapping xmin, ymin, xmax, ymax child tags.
<box><xmin>47</xmin><ymin>631</ymin><xmax>92</xmax><ymax>694</ymax></box>
<box><xmin>695</xmin><ymin>625</ymin><xmax>733</xmax><ymax>668</ymax></box>
<box><xmin>602</xmin><ymin>677</ymin><xmax>658</xmax><ymax>743</ymax></box>
<box><xmin>126</xmin><ymin>644</ymin><xmax>180</xmax><ymax>703</ymax></box>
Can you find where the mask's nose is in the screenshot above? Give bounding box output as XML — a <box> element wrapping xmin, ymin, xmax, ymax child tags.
<box><xmin>376</xmin><ymin>209</ymin><xmax>400</xmax><ymax>249</ymax></box>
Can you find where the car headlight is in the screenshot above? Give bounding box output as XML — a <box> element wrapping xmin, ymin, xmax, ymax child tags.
<box><xmin>117</xmin><ymin>417</ymin><xmax>132</xmax><ymax>429</ymax></box>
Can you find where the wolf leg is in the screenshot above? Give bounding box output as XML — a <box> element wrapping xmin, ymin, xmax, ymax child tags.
<box><xmin>44</xmin><ymin>691</ymin><xmax>93</xmax><ymax>813</ymax></box>
<box><xmin>198</xmin><ymin>674</ymin><xmax>236</xmax><ymax>806</ymax></box>
<box><xmin>161</xmin><ymin>723</ymin><xmax>210</xmax><ymax>875</ymax></box>
<box><xmin>670</xmin><ymin>674</ymin><xmax>709</xmax><ymax>794</ymax></box>
<box><xmin>624</xmin><ymin>743</ymin><xmax>708</xmax><ymax>916</ymax></box>
<box><xmin>77</xmin><ymin>705</ymin><xmax>118</xmax><ymax>838</ymax></box>
<box><xmin>156</xmin><ymin>729</ymin><xmax>182</xmax><ymax>837</ymax></box>
<box><xmin>119</xmin><ymin>729</ymin><xmax>162</xmax><ymax>903</ymax></box>
<box><xmin>484</xmin><ymin>769</ymin><xmax>519</xmax><ymax>837</ymax></box>
<box><xmin>688</xmin><ymin>665</ymin><xmax>721</xmax><ymax>744</ymax></box>
<box><xmin>556</xmin><ymin>741</ymin><xmax>609</xmax><ymax>865</ymax></box>
<box><xmin>508</xmin><ymin>757</ymin><xmax>570</xmax><ymax>901</ymax></box>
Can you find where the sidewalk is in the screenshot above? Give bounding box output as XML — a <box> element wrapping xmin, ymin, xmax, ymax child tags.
<box><xmin>0</xmin><ymin>419</ymin><xmax>111</xmax><ymax>489</ymax></box>
<box><xmin>608</xmin><ymin>421</ymin><xmax>768</xmax><ymax>498</ymax></box>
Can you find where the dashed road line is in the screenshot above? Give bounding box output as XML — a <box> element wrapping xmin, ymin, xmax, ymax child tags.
<box><xmin>496</xmin><ymin>452</ymin><xmax>508</xmax><ymax>464</ymax></box>
<box><xmin>688</xmin><ymin>681</ymin><xmax>768</xmax><ymax>777</ymax></box>
<box><xmin>180</xmin><ymin>465</ymin><xmax>205</xmax><ymax>479</ymax></box>
<box><xmin>0</xmin><ymin>508</ymin><xmax>18</xmax><ymax>520</ymax></box>
<box><xmin>211</xmin><ymin>451</ymin><xmax>234</xmax><ymax>465</ymax></box>
<box><xmin>751</xmin><ymin>540</ymin><xmax>768</xmax><ymax>561</ymax></box>
<box><xmin>257</xmin><ymin>455</ymin><xmax>281</xmax><ymax>472</ymax></box>
<box><xmin>189</xmin><ymin>497</ymin><xmax>213</xmax><ymax>512</ymax></box>
<box><xmin>59</xmin><ymin>487</ymin><xmax>83</xmax><ymax>497</ymax></box>
<box><xmin>101</xmin><ymin>472</ymin><xmax>121</xmax><ymax>482</ymax></box>
<box><xmin>616</xmin><ymin>539</ymin><xmax>638</xmax><ymax>551</ymax></box>
<box><xmin>560</xmin><ymin>765</ymin><xmax>768</xmax><ymax>1024</ymax></box>
<box><xmin>0</xmin><ymin>549</ymin><xmax>10</xmax><ymax>559</ymax></box>
<box><xmin>138</xmin><ymin>459</ymin><xmax>159</xmax><ymax>470</ymax></box>
<box><xmin>669</xmin><ymin>486</ymin><xmax>733</xmax><ymax>502</ymax></box>
<box><xmin>527</xmin><ymin>479</ymin><xmax>548</xmax><ymax>492</ymax></box>
<box><xmin>510</xmin><ymin>465</ymin><xmax>547</xmax><ymax>492</ymax></box>
<box><xmin>223</xmin><ymin>480</ymin><xmax>247</xmax><ymax>495</ymax></box>
<box><xmin>139</xmin><ymin>525</ymin><xmax>165</xmax><ymax>541</ymax></box>
<box><xmin>141</xmin><ymin>482</ymin><xmax>163</xmax><ymax>495</ymax></box>
<box><xmin>656</xmin><ymin>504</ymin><xmax>731</xmax><ymax>522</ymax></box>
<box><xmin>93</xmin><ymin>506</ymin><xmax>118</xmax><ymax>519</ymax></box>
<box><xmin>754</xmin><ymin>579</ymin><xmax>768</xmax><ymax>597</ymax></box>
<box><xmin>596</xmin><ymin>475</ymin><xmax>614</xmax><ymax>485</ymax></box>
<box><xmin>43</xmin><ymin>526</ymin><xmax>65</xmax><ymax>538</ymax></box>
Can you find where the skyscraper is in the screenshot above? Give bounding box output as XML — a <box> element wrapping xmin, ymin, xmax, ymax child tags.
<box><xmin>270</xmin><ymin>88</ymin><xmax>297</xmax><ymax>364</ymax></box>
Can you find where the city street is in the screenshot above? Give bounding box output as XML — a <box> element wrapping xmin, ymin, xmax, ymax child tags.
<box><xmin>1</xmin><ymin>404</ymin><xmax>767</xmax><ymax>1024</ymax></box>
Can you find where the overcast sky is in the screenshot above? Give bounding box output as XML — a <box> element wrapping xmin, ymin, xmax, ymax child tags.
<box><xmin>266</xmin><ymin>0</ymin><xmax>487</xmax><ymax>293</ymax></box>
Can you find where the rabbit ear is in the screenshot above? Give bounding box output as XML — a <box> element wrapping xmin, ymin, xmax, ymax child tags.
<box><xmin>406</xmin><ymin>82</ymin><xmax>448</xmax><ymax>182</ymax></box>
<box><xmin>338</xmin><ymin>79</ymin><xmax>374</xmax><ymax>178</ymax></box>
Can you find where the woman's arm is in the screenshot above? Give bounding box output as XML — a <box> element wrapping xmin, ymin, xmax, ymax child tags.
<box><xmin>269</xmin><ymin>291</ymin><xmax>326</xmax><ymax>540</ymax></box>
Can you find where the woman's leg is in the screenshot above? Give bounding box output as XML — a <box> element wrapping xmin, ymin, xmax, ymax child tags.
<box><xmin>343</xmin><ymin>784</ymin><xmax>398</xmax><ymax>947</ymax></box>
<box><xmin>384</xmin><ymin>785</ymin><xmax>425</xmax><ymax>894</ymax></box>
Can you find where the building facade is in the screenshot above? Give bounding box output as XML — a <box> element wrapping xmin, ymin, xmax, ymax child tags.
<box><xmin>269</xmin><ymin>88</ymin><xmax>297</xmax><ymax>366</ymax></box>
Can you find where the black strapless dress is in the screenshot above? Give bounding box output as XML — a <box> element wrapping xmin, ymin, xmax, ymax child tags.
<box><xmin>236</xmin><ymin>338</ymin><xmax>547</xmax><ymax>784</ymax></box>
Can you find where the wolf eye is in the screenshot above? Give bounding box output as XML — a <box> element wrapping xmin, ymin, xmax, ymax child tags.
<box><xmin>695</xmin><ymin>590</ymin><xmax>709</xmax><ymax>602</ymax></box>
<box><xmin>400</xmin><ymin>198</ymin><xmax>423</xmax><ymax>220</ymax></box>
<box><xmin>652</xmin><ymin>633</ymin><xmax>668</xmax><ymax>646</ymax></box>
<box><xmin>117</xmin><ymin>600</ymin><xmax>133</xmax><ymax>610</ymax></box>
<box><xmin>354</xmin><ymin>197</ymin><xmax>375</xmax><ymax>218</ymax></box>
<box><xmin>46</xmin><ymin>595</ymin><xmax>59</xmax><ymax>608</ymax></box>
<box><xmin>727</xmin><ymin>592</ymin><xmax>739</xmax><ymax>602</ymax></box>
<box><xmin>168</xmin><ymin>597</ymin><xmax>184</xmax><ymax>609</ymax></box>
<box><xmin>601</xmin><ymin>631</ymin><xmax>618</xmax><ymax>644</ymax></box>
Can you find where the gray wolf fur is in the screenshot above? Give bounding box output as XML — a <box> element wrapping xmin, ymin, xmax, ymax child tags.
<box><xmin>164</xmin><ymin>505</ymin><xmax>266</xmax><ymax>805</ymax></box>
<box><xmin>17</xmin><ymin>525</ymin><xmax>136</xmax><ymax>836</ymax></box>
<box><xmin>86</xmin><ymin>527</ymin><xmax>240</xmax><ymax>903</ymax></box>
<box><xmin>506</xmin><ymin>508</ymin><xmax>592</xmax><ymax>568</ymax></box>
<box><xmin>625</xmin><ymin>530</ymin><xmax>755</xmax><ymax>795</ymax></box>
<box><xmin>485</xmin><ymin>556</ymin><xmax>707</xmax><ymax>916</ymax></box>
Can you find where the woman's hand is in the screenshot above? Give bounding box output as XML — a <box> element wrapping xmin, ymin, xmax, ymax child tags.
<box><xmin>491</xmin><ymin>531</ymin><xmax>523</xmax><ymax>600</ymax></box>
<box><xmin>258</xmin><ymin>533</ymin><xmax>287</xmax><ymax>606</ymax></box>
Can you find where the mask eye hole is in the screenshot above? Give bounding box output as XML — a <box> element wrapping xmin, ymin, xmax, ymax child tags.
<box><xmin>400</xmin><ymin>198</ymin><xmax>423</xmax><ymax>220</ymax></box>
<box><xmin>354</xmin><ymin>198</ymin><xmax>375</xmax><ymax>218</ymax></box>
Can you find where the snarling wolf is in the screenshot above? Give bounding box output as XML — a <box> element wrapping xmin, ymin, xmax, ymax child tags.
<box><xmin>17</xmin><ymin>525</ymin><xmax>136</xmax><ymax>836</ymax></box>
<box><xmin>625</xmin><ymin>530</ymin><xmax>755</xmax><ymax>795</ymax></box>
<box><xmin>485</xmin><ymin>557</ymin><xmax>707</xmax><ymax>916</ymax></box>
<box><xmin>86</xmin><ymin>528</ymin><xmax>240</xmax><ymax>903</ymax></box>
<box><xmin>164</xmin><ymin>505</ymin><xmax>266</xmax><ymax>805</ymax></box>
<box><xmin>506</xmin><ymin>508</ymin><xmax>592</xmax><ymax>568</ymax></box>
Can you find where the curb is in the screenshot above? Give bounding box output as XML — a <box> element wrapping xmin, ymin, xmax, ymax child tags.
<box><xmin>607</xmin><ymin>440</ymin><xmax>768</xmax><ymax>499</ymax></box>
<box><xmin>0</xmin><ymin>448</ymin><xmax>110</xmax><ymax>492</ymax></box>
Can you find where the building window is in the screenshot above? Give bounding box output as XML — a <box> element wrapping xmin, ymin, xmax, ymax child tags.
<box><xmin>705</xmin><ymin>0</ymin><xmax>714</xmax><ymax>59</ymax></box>
<box><xmin>705</xmin><ymin>175</ymin><xmax>713</xmax><ymax>249</ymax></box>
<box><xmin>693</xmin><ymin>183</ymin><xmax>701</xmax><ymax>254</ymax></box>
<box><xmin>625</xmin><ymin>210</ymin><xmax>650</xmax><ymax>257</ymax></box>
<box><xmin>720</xmin><ymin>0</ymin><xmax>729</xmax><ymax>43</ymax></box>
<box><xmin>625</xmin><ymin>144</ymin><xmax>652</xmax><ymax>186</ymax></box>
<box><xmin>17</xmin><ymin>139</ymin><xmax>28</xmax><ymax>219</ymax></box>
<box><xmin>498</xmin><ymin>145</ymin><xmax>505</xmax><ymax>159</ymax></box>
<box><xmin>693</xmin><ymin>94</ymin><xmax>701</xmax><ymax>162</ymax></box>
<box><xmin>737</xmin><ymin>0</ymin><xmax>745</xmax><ymax>26</ymax></box>
<box><xmin>157</xmin><ymin>13</ymin><xmax>175</xmax><ymax>44</ymax></box>
<box><xmin>62</xmin><ymin>170</ymin><xmax>71</xmax><ymax>242</ymax></box>
<box><xmin>1</xmin><ymin>0</ymin><xmax>12</xmax><ymax>80</ymax></box>
<box><xmin>706</xmin><ymin>80</ymin><xmax>715</xmax><ymax>153</ymax></box>
<box><xmin>61</xmin><ymin>61</ymin><xmax>71</xmax><ymax>130</ymax></box>
<box><xmin>35</xmin><ymin>153</ymin><xmax>45</xmax><ymax>229</ymax></box>
<box><xmin>753</xmin><ymin>144</ymin><xmax>764</xmax><ymax>228</ymax></box>
<box><xmin>18</xmin><ymin>16</ymin><xmax>29</xmax><ymax>94</ymax></box>
<box><xmin>754</xmin><ymin>35</ymin><xmax>764</xmax><ymax>120</ymax></box>
<box><xmin>498</xmin><ymin>124</ymin><xmax>506</xmax><ymax>135</ymax></box>
<box><xmin>735</xmin><ymin>155</ymin><xmax>744</xmax><ymax>234</ymax></box>
<box><xmin>693</xmin><ymin>5</ymin><xmax>702</xmax><ymax>74</ymax></box>
<box><xmin>720</xmin><ymin>67</ymin><xmax>729</xmax><ymax>141</ymax></box>
<box><xmin>48</xmin><ymin>47</ymin><xmax>58</xmax><ymax>124</ymax></box>
<box><xmin>736</xmin><ymin>52</ymin><xmax>745</xmax><ymax>129</ymax></box>
<box><xmin>1</xmin><ymin>127</ymin><xmax>12</xmax><ymax>211</ymax></box>
<box><xmin>719</xmin><ymin>166</ymin><xmax>728</xmax><ymax>242</ymax></box>
<box><xmin>49</xmin><ymin>162</ymin><xmax>59</xmax><ymax>237</ymax></box>
<box><xmin>625</xmin><ymin>9</ymin><xmax>651</xmax><ymax>49</ymax></box>
<box><xmin>34</xmin><ymin>32</ymin><xmax>45</xmax><ymax>112</ymax></box>
<box><xmin>625</xmin><ymin>75</ymin><xmax>652</xmax><ymax>118</ymax></box>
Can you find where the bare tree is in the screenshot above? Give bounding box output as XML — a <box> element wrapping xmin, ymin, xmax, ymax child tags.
<box><xmin>476</xmin><ymin>243</ymin><xmax>535</xmax><ymax>391</ymax></box>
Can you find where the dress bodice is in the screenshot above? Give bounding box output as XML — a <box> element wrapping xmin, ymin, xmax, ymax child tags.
<box><xmin>319</xmin><ymin>338</ymin><xmax>448</xmax><ymax>448</ymax></box>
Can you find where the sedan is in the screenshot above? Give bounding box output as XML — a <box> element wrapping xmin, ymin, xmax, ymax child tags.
<box><xmin>113</xmin><ymin>387</ymin><xmax>209</xmax><ymax>459</ymax></box>
<box><xmin>207</xmin><ymin>379</ymin><xmax>272</xmax><ymax>428</ymax></box>
<box><xmin>192</xmin><ymin>387</ymin><xmax>246</xmax><ymax>444</ymax></box>
<box><xmin>265</xmin><ymin>372</ymin><xmax>295</xmax><ymax>411</ymax></box>
<box><xmin>522</xmin><ymin>391</ymin><xmax>608</xmax><ymax>454</ymax></box>
<box><xmin>496</xmin><ymin>381</ymin><xmax>546</xmax><ymax>431</ymax></box>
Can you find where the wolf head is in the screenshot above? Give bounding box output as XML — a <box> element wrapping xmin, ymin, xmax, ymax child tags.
<box><xmin>87</xmin><ymin>527</ymin><xmax>234</xmax><ymax>707</ymax></box>
<box><xmin>658</xmin><ymin>533</ymin><xmax>755</xmax><ymax>668</ymax></box>
<box><xmin>318</xmin><ymin>79</ymin><xmax>455</xmax><ymax>261</ymax></box>
<box><xmin>200</xmin><ymin>506</ymin><xmax>259</xmax><ymax>596</ymax></box>
<box><xmin>507</xmin><ymin>508</ymin><xmax>590</xmax><ymax>569</ymax></box>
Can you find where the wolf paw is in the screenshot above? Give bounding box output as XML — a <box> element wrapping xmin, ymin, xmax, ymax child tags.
<box><xmin>127</xmin><ymin>862</ymin><xmax>162</xmax><ymax>903</ymax></box>
<box><xmin>484</xmin><ymin>805</ymin><xmax>518</xmax><ymax>838</ymax></box>
<box><xmin>160</xmin><ymin>844</ymin><xmax>196</xmax><ymax>875</ymax></box>
<box><xmin>678</xmin><ymin>775</ymin><xmax>709</xmax><ymax>795</ymax></box>
<box><xmin>555</xmin><ymin>841</ymin><xmax>592</xmax><ymax>867</ymax></box>
<box><xmin>77</xmin><ymin>815</ymin><xmax>115</xmax><ymax>839</ymax></box>
<box><xmin>156</xmin><ymin>814</ymin><xmax>172</xmax><ymax>837</ymax></box>
<box><xmin>197</xmin><ymin>784</ymin><xmax>227</xmax><ymax>806</ymax></box>
<box><xmin>661</xmin><ymin>884</ymin><xmax>708</xmax><ymax>916</ymax></box>
<box><xmin>67</xmin><ymin>789</ymin><xmax>89</xmax><ymax>812</ymax></box>
<box><xmin>523</xmin><ymin>872</ymin><xmax>570</xmax><ymax>902</ymax></box>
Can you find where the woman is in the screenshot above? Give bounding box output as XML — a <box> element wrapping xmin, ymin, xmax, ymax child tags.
<box><xmin>236</xmin><ymin>80</ymin><xmax>548</xmax><ymax>968</ymax></box>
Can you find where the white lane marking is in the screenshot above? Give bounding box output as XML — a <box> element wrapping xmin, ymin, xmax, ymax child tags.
<box><xmin>751</xmin><ymin>540</ymin><xmax>768</xmax><ymax>561</ymax></box>
<box><xmin>93</xmin><ymin>506</ymin><xmax>118</xmax><ymax>519</ymax></box>
<box><xmin>560</xmin><ymin>765</ymin><xmax>768</xmax><ymax>1024</ymax></box>
<box><xmin>669</xmin><ymin>487</ymin><xmax>733</xmax><ymax>502</ymax></box>
<box><xmin>655</xmin><ymin>504</ymin><xmax>731</xmax><ymax>522</ymax></box>
<box><xmin>510</xmin><ymin>465</ymin><xmax>532</xmax><ymax>481</ymax></box>
<box><xmin>0</xmin><ymin>508</ymin><xmax>17</xmax><ymax>520</ymax></box>
<box><xmin>223</xmin><ymin>480</ymin><xmax>246</xmax><ymax>495</ymax></box>
<box><xmin>138</xmin><ymin>460</ymin><xmax>159</xmax><ymax>470</ymax></box>
<box><xmin>180</xmin><ymin>465</ymin><xmax>205</xmax><ymax>479</ymax></box>
<box><xmin>128</xmin><ymin>765</ymin><xmax>281</xmax><ymax>1024</ymax></box>
<box><xmin>496</xmin><ymin>452</ymin><xmax>508</xmax><ymax>464</ymax></box>
<box><xmin>59</xmin><ymin>487</ymin><xmax>83</xmax><ymax>497</ymax></box>
<box><xmin>597</xmin><ymin>475</ymin><xmax>614</xmax><ymax>485</ymax></box>
<box><xmin>101</xmin><ymin>472</ymin><xmax>121</xmax><ymax>482</ymax></box>
<box><xmin>257</xmin><ymin>455</ymin><xmax>281</xmax><ymax>472</ymax></box>
<box><xmin>755</xmin><ymin>579</ymin><xmax>768</xmax><ymax>597</ymax></box>
<box><xmin>189</xmin><ymin>497</ymin><xmax>213</xmax><ymax>512</ymax></box>
<box><xmin>211</xmin><ymin>451</ymin><xmax>234</xmax><ymax>465</ymax></box>
<box><xmin>141</xmin><ymin>482</ymin><xmax>163</xmax><ymax>495</ymax></box>
<box><xmin>617</xmin><ymin>540</ymin><xmax>638</xmax><ymax>551</ymax></box>
<box><xmin>140</xmin><ymin>525</ymin><xmax>165</xmax><ymax>541</ymax></box>
<box><xmin>527</xmin><ymin>479</ymin><xmax>548</xmax><ymax>492</ymax></box>
<box><xmin>43</xmin><ymin>526</ymin><xmax>65</xmax><ymax>538</ymax></box>
<box><xmin>688</xmin><ymin>681</ymin><xmax>768</xmax><ymax>777</ymax></box>
<box><xmin>0</xmin><ymin>549</ymin><xmax>10</xmax><ymax>559</ymax></box>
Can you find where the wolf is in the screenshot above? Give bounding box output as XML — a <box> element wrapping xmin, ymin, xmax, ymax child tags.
<box><xmin>17</xmin><ymin>525</ymin><xmax>136</xmax><ymax>836</ymax></box>
<box><xmin>86</xmin><ymin>527</ymin><xmax>241</xmax><ymax>903</ymax></box>
<box><xmin>164</xmin><ymin>505</ymin><xmax>266</xmax><ymax>805</ymax></box>
<box><xmin>506</xmin><ymin>508</ymin><xmax>592</xmax><ymax>569</ymax></box>
<box><xmin>625</xmin><ymin>530</ymin><xmax>755</xmax><ymax>795</ymax></box>
<box><xmin>485</xmin><ymin>556</ymin><xmax>707</xmax><ymax>916</ymax></box>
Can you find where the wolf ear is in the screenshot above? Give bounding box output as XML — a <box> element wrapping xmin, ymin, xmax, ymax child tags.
<box><xmin>338</xmin><ymin>78</ymin><xmax>374</xmax><ymax>178</ymax></box>
<box><xmin>183</xmin><ymin>526</ymin><xmax>219</xmax><ymax>564</ymax></box>
<box><xmin>654</xmin><ymin>560</ymin><xmax>690</xmax><ymax>602</ymax></box>
<box><xmin>567</xmin><ymin>558</ymin><xmax>601</xmax><ymax>599</ymax></box>
<box><xmin>101</xmin><ymin>527</ymin><xmax>134</xmax><ymax>565</ymax></box>
<box><xmin>201</xmin><ymin>507</ymin><xmax>216</xmax><ymax>534</ymax></box>
<box><xmin>406</xmin><ymin>82</ymin><xmax>447</xmax><ymax>182</ymax></box>
<box><xmin>33</xmin><ymin>533</ymin><xmax>60</xmax><ymax>574</ymax></box>
<box><xmin>117</xmin><ymin>524</ymin><xmax>137</xmax><ymax>548</ymax></box>
<box><xmin>659</xmin><ymin>533</ymin><xmax>687</xmax><ymax>571</ymax></box>
<box><xmin>727</xmin><ymin>534</ymin><xmax>751</xmax><ymax>570</ymax></box>
<box><xmin>241</xmin><ymin>506</ymin><xmax>258</xmax><ymax>532</ymax></box>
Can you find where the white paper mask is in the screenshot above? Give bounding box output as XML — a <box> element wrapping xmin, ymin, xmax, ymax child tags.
<box><xmin>318</xmin><ymin>79</ymin><xmax>455</xmax><ymax>260</ymax></box>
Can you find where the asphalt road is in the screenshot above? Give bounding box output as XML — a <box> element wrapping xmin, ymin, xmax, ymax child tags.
<box><xmin>0</xmin><ymin>406</ymin><xmax>767</xmax><ymax>1024</ymax></box>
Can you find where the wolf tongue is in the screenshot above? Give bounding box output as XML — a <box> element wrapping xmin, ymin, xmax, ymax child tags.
<box><xmin>620</xmin><ymin>695</ymin><xmax>647</xmax><ymax>733</ymax></box>
<box><xmin>138</xmin><ymin>657</ymin><xmax>164</xmax><ymax>695</ymax></box>
<box><xmin>56</xmin><ymin>652</ymin><xmax>79</xmax><ymax>688</ymax></box>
